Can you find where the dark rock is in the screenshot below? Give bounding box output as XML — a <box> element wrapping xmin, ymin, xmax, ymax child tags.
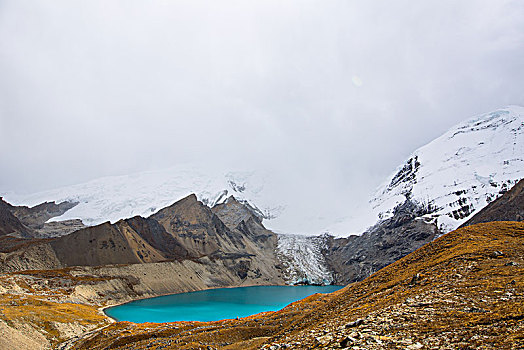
<box><xmin>345</xmin><ymin>319</ymin><xmax>364</xmax><ymax>328</ymax></box>
<box><xmin>324</xmin><ymin>199</ymin><xmax>440</xmax><ymax>284</ymax></box>
<box><xmin>409</xmin><ymin>273</ymin><xmax>420</xmax><ymax>286</ymax></box>
<box><xmin>340</xmin><ymin>336</ymin><xmax>356</xmax><ymax>347</ymax></box>
<box><xmin>491</xmin><ymin>251</ymin><xmax>504</xmax><ymax>258</ymax></box>
<box><xmin>460</xmin><ymin>179</ymin><xmax>524</xmax><ymax>227</ymax></box>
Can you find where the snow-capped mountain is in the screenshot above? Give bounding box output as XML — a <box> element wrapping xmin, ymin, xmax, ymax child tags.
<box><xmin>4</xmin><ymin>106</ymin><xmax>523</xmax><ymax>238</ymax></box>
<box><xmin>2</xmin><ymin>165</ymin><xmax>285</xmax><ymax>229</ymax></box>
<box><xmin>371</xmin><ymin>105</ymin><xmax>524</xmax><ymax>232</ymax></box>
<box><xmin>1</xmin><ymin>167</ymin><xmax>360</xmax><ymax>236</ymax></box>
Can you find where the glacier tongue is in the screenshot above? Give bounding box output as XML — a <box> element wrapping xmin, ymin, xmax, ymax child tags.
<box><xmin>276</xmin><ymin>234</ymin><xmax>333</xmax><ymax>285</ymax></box>
<box><xmin>371</xmin><ymin>106</ymin><xmax>524</xmax><ymax>233</ymax></box>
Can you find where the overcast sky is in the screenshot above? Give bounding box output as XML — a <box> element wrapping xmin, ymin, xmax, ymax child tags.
<box><xmin>1</xmin><ymin>0</ymin><xmax>524</xmax><ymax>211</ymax></box>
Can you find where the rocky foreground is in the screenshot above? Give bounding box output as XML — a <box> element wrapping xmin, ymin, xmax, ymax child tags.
<box><xmin>63</xmin><ymin>221</ymin><xmax>523</xmax><ymax>349</ymax></box>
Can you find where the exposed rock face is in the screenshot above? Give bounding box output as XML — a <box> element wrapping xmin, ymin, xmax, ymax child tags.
<box><xmin>35</xmin><ymin>219</ymin><xmax>86</xmax><ymax>238</ymax></box>
<box><xmin>9</xmin><ymin>200</ymin><xmax>78</xmax><ymax>230</ymax></box>
<box><xmin>0</xmin><ymin>197</ymin><xmax>81</xmax><ymax>238</ymax></box>
<box><xmin>151</xmin><ymin>194</ymin><xmax>247</xmax><ymax>258</ymax></box>
<box><xmin>212</xmin><ymin>196</ymin><xmax>264</xmax><ymax>229</ymax></box>
<box><xmin>324</xmin><ymin>199</ymin><xmax>440</xmax><ymax>284</ymax></box>
<box><xmin>0</xmin><ymin>198</ymin><xmax>33</xmax><ymax>237</ymax></box>
<box><xmin>461</xmin><ymin>178</ymin><xmax>524</xmax><ymax>227</ymax></box>
<box><xmin>0</xmin><ymin>195</ymin><xmax>285</xmax><ymax>290</ymax></box>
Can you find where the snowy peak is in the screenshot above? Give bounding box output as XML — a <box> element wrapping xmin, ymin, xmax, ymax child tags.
<box><xmin>371</xmin><ymin>106</ymin><xmax>524</xmax><ymax>232</ymax></box>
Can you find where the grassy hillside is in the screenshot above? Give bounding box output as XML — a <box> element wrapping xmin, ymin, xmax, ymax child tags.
<box><xmin>70</xmin><ymin>221</ymin><xmax>524</xmax><ymax>349</ymax></box>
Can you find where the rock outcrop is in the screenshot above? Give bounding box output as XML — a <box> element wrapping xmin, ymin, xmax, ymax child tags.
<box><xmin>0</xmin><ymin>197</ymin><xmax>81</xmax><ymax>238</ymax></box>
<box><xmin>8</xmin><ymin>200</ymin><xmax>78</xmax><ymax>230</ymax></box>
<box><xmin>324</xmin><ymin>199</ymin><xmax>440</xmax><ymax>284</ymax></box>
<box><xmin>0</xmin><ymin>198</ymin><xmax>33</xmax><ymax>237</ymax></box>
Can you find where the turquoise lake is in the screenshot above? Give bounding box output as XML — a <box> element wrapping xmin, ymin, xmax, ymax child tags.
<box><xmin>104</xmin><ymin>285</ymin><xmax>343</xmax><ymax>323</ymax></box>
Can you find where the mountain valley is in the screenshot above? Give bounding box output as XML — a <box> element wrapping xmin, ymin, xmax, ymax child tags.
<box><xmin>0</xmin><ymin>106</ymin><xmax>523</xmax><ymax>349</ymax></box>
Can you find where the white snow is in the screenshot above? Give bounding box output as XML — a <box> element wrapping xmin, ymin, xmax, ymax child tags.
<box><xmin>2</xmin><ymin>165</ymin><xmax>284</xmax><ymax>228</ymax></box>
<box><xmin>370</xmin><ymin>105</ymin><xmax>524</xmax><ymax>232</ymax></box>
<box><xmin>2</xmin><ymin>163</ymin><xmax>361</xmax><ymax>235</ymax></box>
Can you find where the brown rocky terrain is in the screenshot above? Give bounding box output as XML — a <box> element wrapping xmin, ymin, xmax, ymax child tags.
<box><xmin>0</xmin><ymin>197</ymin><xmax>32</xmax><ymax>237</ymax></box>
<box><xmin>0</xmin><ymin>195</ymin><xmax>283</xmax><ymax>275</ymax></box>
<box><xmin>8</xmin><ymin>200</ymin><xmax>78</xmax><ymax>231</ymax></box>
<box><xmin>68</xmin><ymin>221</ymin><xmax>524</xmax><ymax>350</ymax></box>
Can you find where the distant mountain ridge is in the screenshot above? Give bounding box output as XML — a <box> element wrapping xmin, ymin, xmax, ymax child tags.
<box><xmin>2</xmin><ymin>168</ymin><xmax>288</xmax><ymax>231</ymax></box>
<box><xmin>0</xmin><ymin>197</ymin><xmax>81</xmax><ymax>238</ymax></box>
<box><xmin>0</xmin><ymin>195</ymin><xmax>282</xmax><ymax>280</ymax></box>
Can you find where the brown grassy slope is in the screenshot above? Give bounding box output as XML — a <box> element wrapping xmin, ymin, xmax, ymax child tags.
<box><xmin>69</xmin><ymin>221</ymin><xmax>524</xmax><ymax>350</ymax></box>
<box><xmin>0</xmin><ymin>271</ymin><xmax>111</xmax><ymax>348</ymax></box>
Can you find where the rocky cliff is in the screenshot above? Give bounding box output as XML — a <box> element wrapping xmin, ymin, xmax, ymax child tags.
<box><xmin>0</xmin><ymin>195</ymin><xmax>285</xmax><ymax>286</ymax></box>
<box><xmin>324</xmin><ymin>199</ymin><xmax>440</xmax><ymax>284</ymax></box>
<box><xmin>0</xmin><ymin>197</ymin><xmax>82</xmax><ymax>238</ymax></box>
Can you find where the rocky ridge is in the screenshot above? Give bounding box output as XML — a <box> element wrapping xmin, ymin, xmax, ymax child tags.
<box><xmin>0</xmin><ymin>197</ymin><xmax>82</xmax><ymax>238</ymax></box>
<box><xmin>324</xmin><ymin>198</ymin><xmax>440</xmax><ymax>284</ymax></box>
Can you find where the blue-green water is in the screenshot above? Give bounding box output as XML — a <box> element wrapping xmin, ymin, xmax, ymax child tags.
<box><xmin>105</xmin><ymin>285</ymin><xmax>343</xmax><ymax>323</ymax></box>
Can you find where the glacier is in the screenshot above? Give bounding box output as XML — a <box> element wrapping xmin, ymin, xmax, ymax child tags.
<box><xmin>276</xmin><ymin>233</ymin><xmax>333</xmax><ymax>285</ymax></box>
